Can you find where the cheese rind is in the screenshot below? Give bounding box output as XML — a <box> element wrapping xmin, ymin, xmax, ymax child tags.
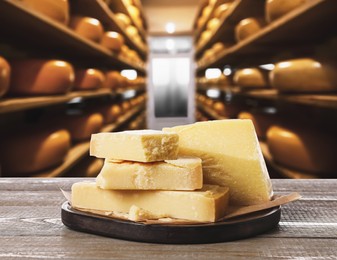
<box><xmin>163</xmin><ymin>120</ymin><xmax>273</xmax><ymax>205</ymax></box>
<box><xmin>90</xmin><ymin>130</ymin><xmax>179</xmax><ymax>162</ymax></box>
<box><xmin>270</xmin><ymin>58</ymin><xmax>337</xmax><ymax>92</ymax></box>
<box><xmin>9</xmin><ymin>59</ymin><xmax>74</xmax><ymax>95</ymax></box>
<box><xmin>96</xmin><ymin>157</ymin><xmax>203</xmax><ymax>190</ymax></box>
<box><xmin>0</xmin><ymin>129</ymin><xmax>71</xmax><ymax>175</ymax></box>
<box><xmin>0</xmin><ymin>56</ymin><xmax>10</xmax><ymax>98</ymax></box>
<box><xmin>71</xmin><ymin>182</ymin><xmax>229</xmax><ymax>222</ymax></box>
<box><xmin>234</xmin><ymin>68</ymin><xmax>268</xmax><ymax>88</ymax></box>
<box><xmin>235</xmin><ymin>17</ymin><xmax>265</xmax><ymax>42</ymax></box>
<box><xmin>267</xmin><ymin>125</ymin><xmax>337</xmax><ymax>174</ymax></box>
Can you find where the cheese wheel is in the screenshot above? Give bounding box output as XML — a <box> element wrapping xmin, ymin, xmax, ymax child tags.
<box><xmin>238</xmin><ymin>112</ymin><xmax>273</xmax><ymax>139</ymax></box>
<box><xmin>71</xmin><ymin>157</ymin><xmax>104</xmax><ymax>177</ymax></box>
<box><xmin>115</xmin><ymin>13</ymin><xmax>132</xmax><ymax>27</ymax></box>
<box><xmin>200</xmin><ymin>30</ymin><xmax>212</xmax><ymax>43</ymax></box>
<box><xmin>101</xmin><ymin>32</ymin><xmax>124</xmax><ymax>53</ymax></box>
<box><xmin>212</xmin><ymin>42</ymin><xmax>226</xmax><ymax>54</ymax></box>
<box><xmin>270</xmin><ymin>58</ymin><xmax>337</xmax><ymax>93</ymax></box>
<box><xmin>266</xmin><ymin>0</ymin><xmax>306</xmax><ymax>23</ymax></box>
<box><xmin>104</xmin><ymin>71</ymin><xmax>126</xmax><ymax>90</ymax></box>
<box><xmin>214</xmin><ymin>3</ymin><xmax>231</xmax><ymax>19</ymax></box>
<box><xmin>126</xmin><ymin>25</ymin><xmax>138</xmax><ymax>37</ymax></box>
<box><xmin>74</xmin><ymin>68</ymin><xmax>105</xmax><ymax>90</ymax></box>
<box><xmin>123</xmin><ymin>0</ymin><xmax>134</xmax><ymax>6</ymax></box>
<box><xmin>96</xmin><ymin>104</ymin><xmax>122</xmax><ymax>124</ymax></box>
<box><xmin>235</xmin><ymin>17</ymin><xmax>265</xmax><ymax>42</ymax></box>
<box><xmin>63</xmin><ymin>113</ymin><xmax>103</xmax><ymax>141</ymax></box>
<box><xmin>197</xmin><ymin>16</ymin><xmax>206</xmax><ymax>29</ymax></box>
<box><xmin>0</xmin><ymin>129</ymin><xmax>71</xmax><ymax>176</ymax></box>
<box><xmin>213</xmin><ymin>101</ymin><xmax>226</xmax><ymax>116</ymax></box>
<box><xmin>69</xmin><ymin>16</ymin><xmax>104</xmax><ymax>43</ymax></box>
<box><xmin>127</xmin><ymin>5</ymin><xmax>140</xmax><ymax>19</ymax></box>
<box><xmin>10</xmin><ymin>59</ymin><xmax>74</xmax><ymax>95</ymax></box>
<box><xmin>19</xmin><ymin>0</ymin><xmax>69</xmax><ymax>24</ymax></box>
<box><xmin>206</xmin><ymin>18</ymin><xmax>220</xmax><ymax>31</ymax></box>
<box><xmin>202</xmin><ymin>5</ymin><xmax>212</xmax><ymax>19</ymax></box>
<box><xmin>0</xmin><ymin>56</ymin><xmax>10</xmax><ymax>98</ymax></box>
<box><xmin>122</xmin><ymin>100</ymin><xmax>131</xmax><ymax>111</ymax></box>
<box><xmin>267</xmin><ymin>125</ymin><xmax>337</xmax><ymax>174</ymax></box>
<box><xmin>234</xmin><ymin>68</ymin><xmax>268</xmax><ymax>88</ymax></box>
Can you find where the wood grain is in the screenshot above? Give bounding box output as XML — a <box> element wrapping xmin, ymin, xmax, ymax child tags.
<box><xmin>0</xmin><ymin>178</ymin><xmax>336</xmax><ymax>259</ymax></box>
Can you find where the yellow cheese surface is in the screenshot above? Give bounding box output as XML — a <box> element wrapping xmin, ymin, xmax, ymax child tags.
<box><xmin>90</xmin><ymin>130</ymin><xmax>179</xmax><ymax>162</ymax></box>
<box><xmin>270</xmin><ymin>58</ymin><xmax>337</xmax><ymax>92</ymax></box>
<box><xmin>72</xmin><ymin>182</ymin><xmax>229</xmax><ymax>222</ymax></box>
<box><xmin>163</xmin><ymin>120</ymin><xmax>272</xmax><ymax>205</ymax></box>
<box><xmin>96</xmin><ymin>157</ymin><xmax>203</xmax><ymax>190</ymax></box>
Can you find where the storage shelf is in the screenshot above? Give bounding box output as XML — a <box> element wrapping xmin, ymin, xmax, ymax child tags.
<box><xmin>230</xmin><ymin>88</ymin><xmax>337</xmax><ymax>110</ymax></box>
<box><xmin>69</xmin><ymin>0</ymin><xmax>147</xmax><ymax>60</ymax></box>
<box><xmin>0</xmin><ymin>0</ymin><xmax>145</xmax><ymax>73</ymax></box>
<box><xmin>195</xmin><ymin>0</ymin><xmax>264</xmax><ymax>58</ymax></box>
<box><xmin>0</xmin><ymin>89</ymin><xmax>115</xmax><ymax>114</ymax></box>
<box><xmin>193</xmin><ymin>0</ymin><xmax>218</xmax><ymax>43</ymax></box>
<box><xmin>197</xmin><ymin>0</ymin><xmax>337</xmax><ymax>70</ymax></box>
<box><xmin>108</xmin><ymin>0</ymin><xmax>147</xmax><ymax>43</ymax></box>
<box><xmin>34</xmin><ymin>103</ymin><xmax>145</xmax><ymax>178</ymax></box>
<box><xmin>197</xmin><ymin>102</ymin><xmax>227</xmax><ymax>120</ymax></box>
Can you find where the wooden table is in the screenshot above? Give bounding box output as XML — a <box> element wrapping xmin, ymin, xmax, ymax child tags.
<box><xmin>0</xmin><ymin>178</ymin><xmax>336</xmax><ymax>259</ymax></box>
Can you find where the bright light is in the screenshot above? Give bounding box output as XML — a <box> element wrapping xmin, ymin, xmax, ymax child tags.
<box><xmin>223</xmin><ymin>67</ymin><xmax>232</xmax><ymax>76</ymax></box>
<box><xmin>277</xmin><ymin>62</ymin><xmax>291</xmax><ymax>69</ymax></box>
<box><xmin>165</xmin><ymin>22</ymin><xmax>176</xmax><ymax>34</ymax></box>
<box><xmin>165</xmin><ymin>39</ymin><xmax>175</xmax><ymax>51</ymax></box>
<box><xmin>121</xmin><ymin>69</ymin><xmax>137</xmax><ymax>80</ymax></box>
<box><xmin>123</xmin><ymin>89</ymin><xmax>137</xmax><ymax>99</ymax></box>
<box><xmin>259</xmin><ymin>64</ymin><xmax>275</xmax><ymax>70</ymax></box>
<box><xmin>205</xmin><ymin>68</ymin><xmax>221</xmax><ymax>79</ymax></box>
<box><xmin>263</xmin><ymin>107</ymin><xmax>277</xmax><ymax>114</ymax></box>
<box><xmin>206</xmin><ymin>89</ymin><xmax>221</xmax><ymax>98</ymax></box>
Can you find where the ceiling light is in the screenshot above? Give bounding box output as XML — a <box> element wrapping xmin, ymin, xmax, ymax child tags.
<box><xmin>165</xmin><ymin>22</ymin><xmax>176</xmax><ymax>34</ymax></box>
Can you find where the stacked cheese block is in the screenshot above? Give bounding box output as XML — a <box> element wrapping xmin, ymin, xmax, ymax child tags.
<box><xmin>72</xmin><ymin>120</ymin><xmax>273</xmax><ymax>222</ymax></box>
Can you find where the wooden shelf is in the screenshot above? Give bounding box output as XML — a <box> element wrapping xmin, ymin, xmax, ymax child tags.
<box><xmin>197</xmin><ymin>0</ymin><xmax>337</xmax><ymax>70</ymax></box>
<box><xmin>35</xmin><ymin>103</ymin><xmax>145</xmax><ymax>178</ymax></box>
<box><xmin>0</xmin><ymin>0</ymin><xmax>146</xmax><ymax>73</ymax></box>
<box><xmin>197</xmin><ymin>102</ymin><xmax>227</xmax><ymax>120</ymax></box>
<box><xmin>230</xmin><ymin>88</ymin><xmax>337</xmax><ymax>110</ymax></box>
<box><xmin>0</xmin><ymin>89</ymin><xmax>115</xmax><ymax>114</ymax></box>
<box><xmin>193</xmin><ymin>0</ymin><xmax>218</xmax><ymax>43</ymax></box>
<box><xmin>108</xmin><ymin>0</ymin><xmax>147</xmax><ymax>43</ymax></box>
<box><xmin>195</xmin><ymin>0</ymin><xmax>265</xmax><ymax>58</ymax></box>
<box><xmin>69</xmin><ymin>0</ymin><xmax>147</xmax><ymax>60</ymax></box>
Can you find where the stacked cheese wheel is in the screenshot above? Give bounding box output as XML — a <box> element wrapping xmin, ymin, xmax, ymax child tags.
<box><xmin>270</xmin><ymin>58</ymin><xmax>337</xmax><ymax>93</ymax></box>
<box><xmin>0</xmin><ymin>128</ymin><xmax>71</xmax><ymax>176</ymax></box>
<box><xmin>196</xmin><ymin>1</ymin><xmax>234</xmax><ymax>50</ymax></box>
<box><xmin>266</xmin><ymin>124</ymin><xmax>337</xmax><ymax>176</ymax></box>
<box><xmin>233</xmin><ymin>68</ymin><xmax>269</xmax><ymax>90</ymax></box>
<box><xmin>0</xmin><ymin>56</ymin><xmax>11</xmax><ymax>98</ymax></box>
<box><xmin>72</xmin><ymin>120</ymin><xmax>272</xmax><ymax>222</ymax></box>
<box><xmin>7</xmin><ymin>59</ymin><xmax>112</xmax><ymax>95</ymax></box>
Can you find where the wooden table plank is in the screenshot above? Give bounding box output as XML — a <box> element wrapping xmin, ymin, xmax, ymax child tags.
<box><xmin>0</xmin><ymin>178</ymin><xmax>336</xmax><ymax>259</ymax></box>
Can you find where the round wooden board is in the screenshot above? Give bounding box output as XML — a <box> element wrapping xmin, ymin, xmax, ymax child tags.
<box><xmin>61</xmin><ymin>202</ymin><xmax>281</xmax><ymax>244</ymax></box>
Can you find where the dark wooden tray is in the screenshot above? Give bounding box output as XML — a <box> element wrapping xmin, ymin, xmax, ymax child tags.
<box><xmin>61</xmin><ymin>202</ymin><xmax>281</xmax><ymax>244</ymax></box>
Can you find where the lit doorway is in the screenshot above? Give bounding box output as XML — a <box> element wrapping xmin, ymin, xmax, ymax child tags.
<box><xmin>147</xmin><ymin>36</ymin><xmax>195</xmax><ymax>129</ymax></box>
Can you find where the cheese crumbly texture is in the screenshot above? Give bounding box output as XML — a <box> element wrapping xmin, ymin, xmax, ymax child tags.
<box><xmin>90</xmin><ymin>130</ymin><xmax>179</xmax><ymax>162</ymax></box>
